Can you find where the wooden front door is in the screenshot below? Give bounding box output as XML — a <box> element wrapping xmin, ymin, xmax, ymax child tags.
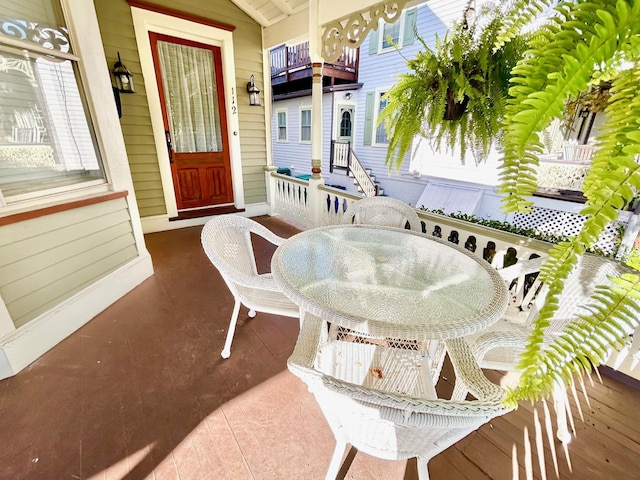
<box><xmin>150</xmin><ymin>33</ymin><xmax>233</xmax><ymax>211</ymax></box>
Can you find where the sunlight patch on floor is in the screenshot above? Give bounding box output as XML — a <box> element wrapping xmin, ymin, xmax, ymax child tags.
<box><xmin>88</xmin><ymin>443</ymin><xmax>155</xmax><ymax>480</ymax></box>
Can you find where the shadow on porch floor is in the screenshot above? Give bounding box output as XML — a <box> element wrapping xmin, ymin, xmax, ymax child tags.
<box><xmin>0</xmin><ymin>215</ymin><xmax>639</xmax><ymax>480</ymax></box>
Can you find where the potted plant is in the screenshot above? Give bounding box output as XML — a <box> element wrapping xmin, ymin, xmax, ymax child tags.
<box><xmin>378</xmin><ymin>1</ymin><xmax>529</xmax><ymax>168</ymax></box>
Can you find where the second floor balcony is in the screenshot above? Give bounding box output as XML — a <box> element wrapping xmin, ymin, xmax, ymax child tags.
<box><xmin>270</xmin><ymin>42</ymin><xmax>359</xmax><ymax>96</ymax></box>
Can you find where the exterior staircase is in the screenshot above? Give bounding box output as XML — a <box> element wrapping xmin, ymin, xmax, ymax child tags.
<box><xmin>329</xmin><ymin>140</ymin><xmax>383</xmax><ymax>197</ymax></box>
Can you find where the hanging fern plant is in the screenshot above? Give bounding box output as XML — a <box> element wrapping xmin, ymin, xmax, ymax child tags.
<box><xmin>495</xmin><ymin>0</ymin><xmax>640</xmax><ymax>404</ymax></box>
<box><xmin>379</xmin><ymin>1</ymin><xmax>529</xmax><ymax>168</ymax></box>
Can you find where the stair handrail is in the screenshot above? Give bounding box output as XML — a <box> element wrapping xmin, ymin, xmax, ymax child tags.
<box><xmin>349</xmin><ymin>148</ymin><xmax>379</xmax><ymax>197</ymax></box>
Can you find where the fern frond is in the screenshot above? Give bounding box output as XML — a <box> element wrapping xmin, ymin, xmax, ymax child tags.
<box><xmin>507</xmin><ymin>273</ymin><xmax>640</xmax><ymax>403</ymax></box>
<box><xmin>498</xmin><ymin>0</ymin><xmax>640</xmax><ymax>213</ymax></box>
<box><xmin>493</xmin><ymin>0</ymin><xmax>555</xmax><ymax>51</ymax></box>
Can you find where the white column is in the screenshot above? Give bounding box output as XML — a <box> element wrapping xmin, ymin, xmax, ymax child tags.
<box><xmin>309</xmin><ymin>0</ymin><xmax>323</xmax><ymax>179</ymax></box>
<box><xmin>307</xmin><ymin>0</ymin><xmax>325</xmax><ymax>228</ymax></box>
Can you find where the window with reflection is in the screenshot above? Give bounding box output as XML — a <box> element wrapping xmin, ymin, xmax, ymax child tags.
<box><xmin>0</xmin><ymin>2</ymin><xmax>105</xmax><ymax>203</ymax></box>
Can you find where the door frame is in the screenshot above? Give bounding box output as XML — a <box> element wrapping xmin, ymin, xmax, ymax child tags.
<box><xmin>131</xmin><ymin>7</ymin><xmax>245</xmax><ymax>219</ymax></box>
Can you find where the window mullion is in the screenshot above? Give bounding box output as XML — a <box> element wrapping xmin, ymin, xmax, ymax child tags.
<box><xmin>0</xmin><ymin>36</ymin><xmax>79</xmax><ymax>62</ymax></box>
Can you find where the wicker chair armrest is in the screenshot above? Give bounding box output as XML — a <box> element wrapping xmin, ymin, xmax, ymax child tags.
<box><xmin>249</xmin><ymin>222</ymin><xmax>288</xmax><ymax>247</ymax></box>
<box><xmin>444</xmin><ymin>338</ymin><xmax>506</xmax><ymax>402</ymax></box>
<box><xmin>230</xmin><ymin>272</ymin><xmax>284</xmax><ymax>291</ymax></box>
<box><xmin>469</xmin><ymin>330</ymin><xmax>565</xmax><ymax>367</ymax></box>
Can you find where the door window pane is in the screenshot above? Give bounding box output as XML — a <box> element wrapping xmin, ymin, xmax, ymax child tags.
<box><xmin>157</xmin><ymin>40</ymin><xmax>222</xmax><ymax>153</ymax></box>
<box><xmin>340</xmin><ymin>110</ymin><xmax>352</xmax><ymax>138</ymax></box>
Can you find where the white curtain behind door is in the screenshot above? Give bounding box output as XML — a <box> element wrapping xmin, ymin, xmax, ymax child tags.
<box><xmin>157</xmin><ymin>40</ymin><xmax>222</xmax><ymax>153</ymax></box>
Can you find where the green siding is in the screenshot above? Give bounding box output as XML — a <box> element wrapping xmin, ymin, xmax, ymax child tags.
<box><xmin>94</xmin><ymin>0</ymin><xmax>268</xmax><ymax>215</ymax></box>
<box><xmin>0</xmin><ymin>198</ymin><xmax>138</xmax><ymax>327</ymax></box>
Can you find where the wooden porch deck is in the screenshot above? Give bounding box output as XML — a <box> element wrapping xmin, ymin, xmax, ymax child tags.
<box><xmin>1</xmin><ymin>216</ymin><xmax>639</xmax><ymax>480</ymax></box>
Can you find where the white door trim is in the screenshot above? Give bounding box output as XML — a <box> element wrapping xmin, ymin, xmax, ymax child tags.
<box><xmin>131</xmin><ymin>7</ymin><xmax>245</xmax><ymax>218</ymax></box>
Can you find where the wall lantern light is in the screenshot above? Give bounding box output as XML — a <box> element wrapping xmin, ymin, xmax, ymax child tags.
<box><xmin>247</xmin><ymin>75</ymin><xmax>261</xmax><ymax>106</ymax></box>
<box><xmin>113</xmin><ymin>52</ymin><xmax>135</xmax><ymax>94</ymax></box>
<box><xmin>344</xmin><ymin>92</ymin><xmax>352</xmax><ymax>100</ymax></box>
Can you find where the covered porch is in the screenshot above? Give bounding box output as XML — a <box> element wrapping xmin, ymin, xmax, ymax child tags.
<box><xmin>1</xmin><ymin>215</ymin><xmax>639</xmax><ymax>479</ymax></box>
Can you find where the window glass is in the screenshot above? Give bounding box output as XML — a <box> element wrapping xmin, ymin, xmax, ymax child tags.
<box><xmin>0</xmin><ymin>3</ymin><xmax>105</xmax><ymax>202</ymax></box>
<box><xmin>277</xmin><ymin>111</ymin><xmax>287</xmax><ymax>141</ymax></box>
<box><xmin>340</xmin><ymin>111</ymin><xmax>352</xmax><ymax>138</ymax></box>
<box><xmin>381</xmin><ymin>21</ymin><xmax>401</xmax><ymax>50</ymax></box>
<box><xmin>300</xmin><ymin>109</ymin><xmax>311</xmax><ymax>142</ymax></box>
<box><xmin>375</xmin><ymin>93</ymin><xmax>389</xmax><ymax>144</ymax></box>
<box><xmin>157</xmin><ymin>40</ymin><xmax>222</xmax><ymax>153</ymax></box>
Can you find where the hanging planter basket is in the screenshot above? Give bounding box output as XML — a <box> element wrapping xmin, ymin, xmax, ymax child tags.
<box><xmin>444</xmin><ymin>89</ymin><xmax>470</xmax><ymax>121</ymax></box>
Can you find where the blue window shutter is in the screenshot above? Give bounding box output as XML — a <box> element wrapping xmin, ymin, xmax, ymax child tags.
<box><xmin>368</xmin><ymin>27</ymin><xmax>379</xmax><ymax>54</ymax></box>
<box><xmin>403</xmin><ymin>9</ymin><xmax>417</xmax><ymax>46</ymax></box>
<box><xmin>364</xmin><ymin>92</ymin><xmax>375</xmax><ymax>145</ymax></box>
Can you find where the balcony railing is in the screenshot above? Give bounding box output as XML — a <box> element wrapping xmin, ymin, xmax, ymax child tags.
<box><xmin>270</xmin><ymin>42</ymin><xmax>359</xmax><ymax>85</ymax></box>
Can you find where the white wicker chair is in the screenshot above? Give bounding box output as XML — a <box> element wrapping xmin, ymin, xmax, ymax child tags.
<box><xmin>201</xmin><ymin>215</ymin><xmax>300</xmax><ymax>359</ymax></box>
<box><xmin>341</xmin><ymin>197</ymin><xmax>423</xmax><ymax>232</ymax></box>
<box><xmin>468</xmin><ymin>254</ymin><xmax>636</xmax><ymax>442</ymax></box>
<box><xmin>288</xmin><ymin>312</ymin><xmax>512</xmax><ymax>480</ymax></box>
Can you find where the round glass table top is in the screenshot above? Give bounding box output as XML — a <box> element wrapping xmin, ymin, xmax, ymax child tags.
<box><xmin>271</xmin><ymin>225</ymin><xmax>508</xmax><ymax>340</ymax></box>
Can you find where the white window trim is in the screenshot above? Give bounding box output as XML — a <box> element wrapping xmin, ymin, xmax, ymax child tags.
<box><xmin>378</xmin><ymin>14</ymin><xmax>404</xmax><ymax>54</ymax></box>
<box><xmin>131</xmin><ymin>7</ymin><xmax>245</xmax><ymax>218</ymax></box>
<box><xmin>299</xmin><ymin>106</ymin><xmax>312</xmax><ymax>144</ymax></box>
<box><xmin>276</xmin><ymin>108</ymin><xmax>288</xmax><ymax>143</ymax></box>
<box><xmin>372</xmin><ymin>87</ymin><xmax>391</xmax><ymax>147</ymax></box>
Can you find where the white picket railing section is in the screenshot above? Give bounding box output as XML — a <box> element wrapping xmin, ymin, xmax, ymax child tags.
<box><xmin>268</xmin><ymin>170</ymin><xmax>554</xmax><ymax>264</ymax></box>
<box><xmin>271</xmin><ymin>174</ymin><xmax>310</xmax><ymax>227</ymax></box>
<box><xmin>332</xmin><ymin>142</ymin><xmax>350</xmax><ymax>169</ymax></box>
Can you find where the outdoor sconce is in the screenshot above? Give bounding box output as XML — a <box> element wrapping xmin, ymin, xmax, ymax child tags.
<box><xmin>113</xmin><ymin>52</ymin><xmax>135</xmax><ymax>94</ymax></box>
<box><xmin>247</xmin><ymin>75</ymin><xmax>261</xmax><ymax>106</ymax></box>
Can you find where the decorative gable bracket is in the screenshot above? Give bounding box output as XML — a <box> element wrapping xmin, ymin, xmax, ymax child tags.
<box><xmin>322</xmin><ymin>0</ymin><xmax>409</xmax><ymax>62</ymax></box>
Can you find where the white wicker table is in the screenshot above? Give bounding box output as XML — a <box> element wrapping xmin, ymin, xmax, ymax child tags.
<box><xmin>271</xmin><ymin>224</ymin><xmax>508</xmax><ymax>342</ymax></box>
<box><xmin>274</xmin><ymin>226</ymin><xmax>512</xmax><ymax>477</ymax></box>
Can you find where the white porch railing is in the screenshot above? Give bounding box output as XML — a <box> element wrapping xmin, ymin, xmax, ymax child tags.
<box><xmin>265</xmin><ymin>168</ymin><xmax>636</xmax><ymax>262</ymax></box>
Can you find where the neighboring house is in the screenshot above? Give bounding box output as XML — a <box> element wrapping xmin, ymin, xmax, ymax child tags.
<box><xmin>272</xmin><ymin>0</ymin><xmax>484</xmax><ymax>200</ymax></box>
<box><xmin>269</xmin><ymin>0</ymin><xmax>610</xmax><ymax>221</ymax></box>
<box><xmin>271</xmin><ymin>0</ymin><xmax>475</xmax><ymax>201</ymax></box>
<box><xmin>0</xmin><ymin>0</ymin><xmax>400</xmax><ymax>379</ymax></box>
